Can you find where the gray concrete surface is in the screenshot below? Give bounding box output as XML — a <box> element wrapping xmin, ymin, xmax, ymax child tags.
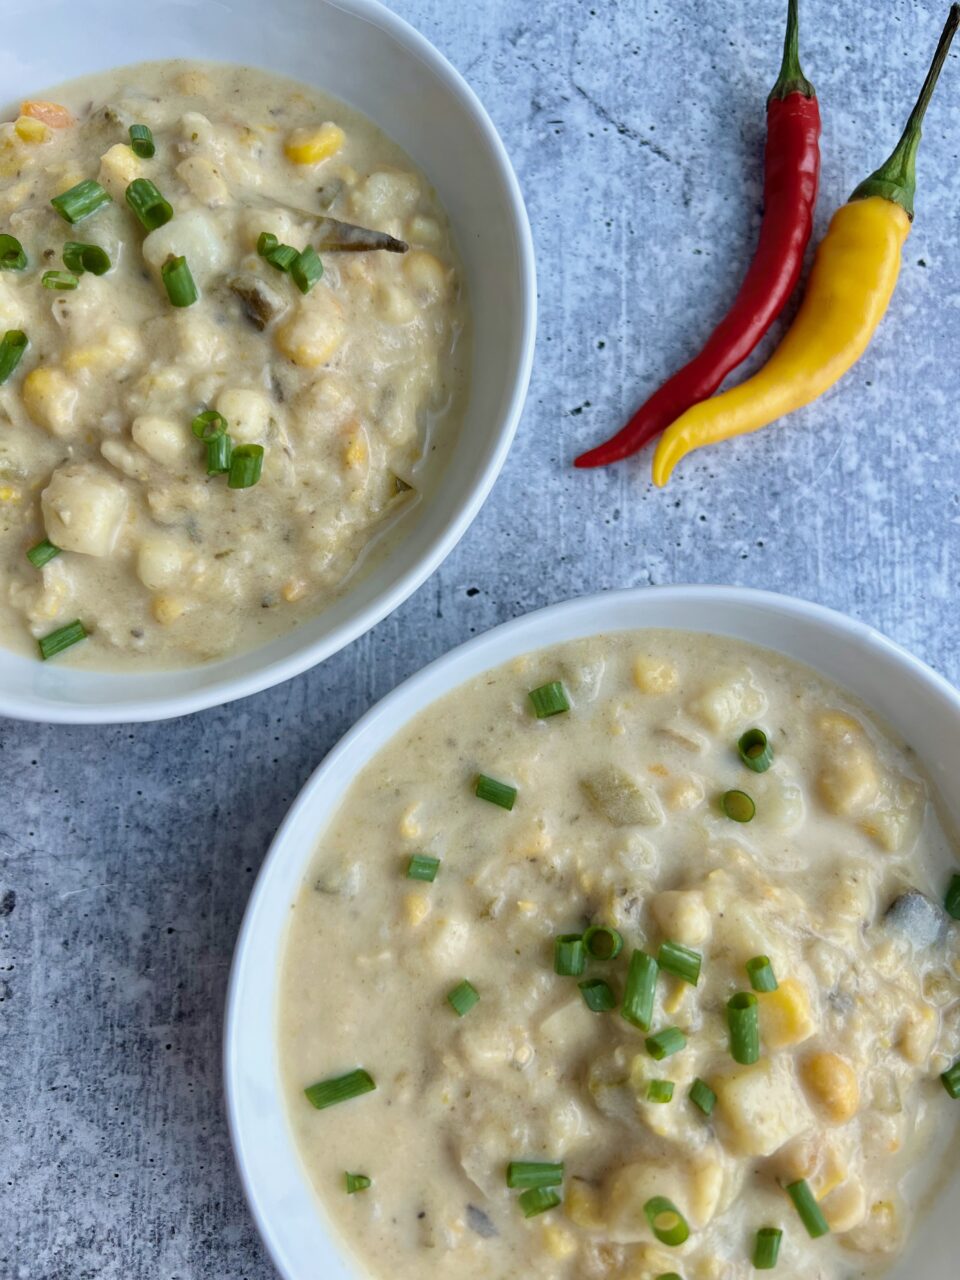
<box><xmin>3</xmin><ymin>1</ymin><xmax>960</xmax><ymax>1275</ymax></box>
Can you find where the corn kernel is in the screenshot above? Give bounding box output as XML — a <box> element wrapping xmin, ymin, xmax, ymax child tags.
<box><xmin>542</xmin><ymin>1222</ymin><xmax>577</xmax><ymax>1259</ymax></box>
<box><xmin>801</xmin><ymin>1051</ymin><xmax>860</xmax><ymax>1123</ymax></box>
<box><xmin>399</xmin><ymin>804</ymin><xmax>421</xmax><ymax>839</ymax></box>
<box><xmin>0</xmin><ymin>485</ymin><xmax>21</xmax><ymax>502</ymax></box>
<box><xmin>565</xmin><ymin>1179</ymin><xmax>604</xmax><ymax>1230</ymax></box>
<box><xmin>14</xmin><ymin>115</ymin><xmax>50</xmax><ymax>144</ymax></box>
<box><xmin>760</xmin><ymin>976</ymin><xmax>817</xmax><ymax>1050</ymax></box>
<box><xmin>152</xmin><ymin>594</ymin><xmax>186</xmax><ymax>625</ymax></box>
<box><xmin>343</xmin><ymin>431</ymin><xmax>367</xmax><ymax>468</ymax></box>
<box><xmin>282</xmin><ymin>579</ymin><xmax>308</xmax><ymax>604</ymax></box>
<box><xmin>403</xmin><ymin>891</ymin><xmax>431</xmax><ymax>928</ymax></box>
<box><xmin>284</xmin><ymin>122</ymin><xmax>345</xmax><ymax>165</ymax></box>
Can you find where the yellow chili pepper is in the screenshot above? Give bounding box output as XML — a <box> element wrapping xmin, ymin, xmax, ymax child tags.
<box><xmin>653</xmin><ymin>4</ymin><xmax>958</xmax><ymax>487</ymax></box>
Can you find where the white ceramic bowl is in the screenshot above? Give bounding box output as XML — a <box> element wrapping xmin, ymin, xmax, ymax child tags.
<box><xmin>0</xmin><ymin>0</ymin><xmax>535</xmax><ymax>723</ymax></box>
<box><xmin>225</xmin><ymin>584</ymin><xmax>960</xmax><ymax>1280</ymax></box>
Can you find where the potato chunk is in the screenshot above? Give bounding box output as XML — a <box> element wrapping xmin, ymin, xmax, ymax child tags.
<box><xmin>581</xmin><ymin>766</ymin><xmax>664</xmax><ymax>827</ymax></box>
<box><xmin>715</xmin><ymin>1056</ymin><xmax>813</xmax><ymax>1157</ymax></box>
<box><xmin>22</xmin><ymin>367</ymin><xmax>79</xmax><ymax>437</ymax></box>
<box><xmin>142</xmin><ymin>209</ymin><xmax>227</xmax><ymax>284</ymax></box>
<box><xmin>275</xmin><ymin>287</ymin><xmax>344</xmax><ymax>367</ymax></box>
<box><xmin>690</xmin><ymin>670</ymin><xmax>767</xmax><ymax>733</ymax></box>
<box><xmin>41</xmin><ymin>464</ymin><xmax>127</xmax><ymax>557</ymax></box>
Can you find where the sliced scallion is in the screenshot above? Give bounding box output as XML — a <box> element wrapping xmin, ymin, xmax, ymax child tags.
<box><xmin>0</xmin><ymin>330</ymin><xmax>28</xmax><ymax>384</ymax></box>
<box><xmin>161</xmin><ymin>254</ymin><xmax>198</xmax><ymax>308</ymax></box>
<box><xmin>945</xmin><ymin>873</ymin><xmax>960</xmax><ymax>920</ymax></box>
<box><xmin>578</xmin><ymin>978</ymin><xmax>616</xmax><ymax>1013</ymax></box>
<box><xmin>646</xmin><ymin>1027</ymin><xmax>686</xmax><ymax>1061</ymax></box>
<box><xmin>38</xmin><ymin>619</ymin><xmax>87</xmax><ymax>660</ymax></box>
<box><xmin>727</xmin><ymin>991</ymin><xmax>760</xmax><ymax>1065</ymax></box>
<box><xmin>26</xmin><ymin>539</ymin><xmax>60</xmax><ymax>569</ymax></box>
<box><xmin>738</xmin><ymin>727</ymin><xmax>774</xmax><ymax>772</ymax></box>
<box><xmin>475</xmin><ymin>774</ymin><xmax>516</xmax><ymax>810</ymax></box>
<box><xmin>62</xmin><ymin>241</ymin><xmax>111</xmax><ymax>276</ymax></box>
<box><xmin>304</xmin><ymin>1068</ymin><xmax>376</xmax><ymax>1111</ymax></box>
<box><xmin>658</xmin><ymin>940</ymin><xmax>702</xmax><ymax>986</ymax></box>
<box><xmin>129</xmin><ymin>123</ymin><xmax>156</xmax><ymax>158</ymax></box>
<box><xmin>644</xmin><ymin>1196</ymin><xmax>689</xmax><ymax>1247</ymax></box>
<box><xmin>753</xmin><ymin>1226</ymin><xmax>783</xmax><ymax>1269</ymax></box>
<box><xmin>689</xmin><ymin>1077</ymin><xmax>716</xmax><ymax>1116</ymax></box>
<box><xmin>519</xmin><ymin>1186</ymin><xmax>561</xmax><ymax>1218</ymax></box>
<box><xmin>51</xmin><ymin>179</ymin><xmax>111</xmax><ymax>224</ymax></box>
<box><xmin>41</xmin><ymin>270</ymin><xmax>79</xmax><ymax>291</ymax></box>
<box><xmin>291</xmin><ymin>244</ymin><xmax>324</xmax><ymax>294</ymax></box>
<box><xmin>554</xmin><ymin>933</ymin><xmax>586</xmax><ymax>977</ymax></box>
<box><xmin>721</xmin><ymin>788</ymin><xmax>756</xmax><ymax>823</ymax></box>
<box><xmin>746</xmin><ymin>955</ymin><xmax>778</xmax><ymax>993</ymax></box>
<box><xmin>228</xmin><ymin>443</ymin><xmax>264</xmax><ymax>490</ymax></box>
<box><xmin>344</xmin><ymin>1172</ymin><xmax>371</xmax><ymax>1194</ymax></box>
<box><xmin>264</xmin><ymin>242</ymin><xmax>299</xmax><ymax>272</ymax></box>
<box><xmin>257</xmin><ymin>231</ymin><xmax>279</xmax><ymax>257</ymax></box>
<box><xmin>647</xmin><ymin>1079</ymin><xmax>675</xmax><ymax>1103</ymax></box>
<box><xmin>583</xmin><ymin>924</ymin><xmax>623</xmax><ymax>960</ymax></box>
<box><xmin>621</xmin><ymin>950</ymin><xmax>658</xmax><ymax>1032</ymax></box>
<box><xmin>207</xmin><ymin>433</ymin><xmax>232</xmax><ymax>475</ymax></box>
<box><xmin>785</xmin><ymin>1179</ymin><xmax>829</xmax><ymax>1239</ymax></box>
<box><xmin>126</xmin><ymin>177</ymin><xmax>174</xmax><ymax>230</ymax></box>
<box><xmin>192</xmin><ymin>409</ymin><xmax>227</xmax><ymax>441</ymax></box>
<box><xmin>941</xmin><ymin>1057</ymin><xmax>960</xmax><ymax>1098</ymax></box>
<box><xmin>0</xmin><ymin>234</ymin><xmax>27</xmax><ymax>271</ymax></box>
<box><xmin>506</xmin><ymin>1161</ymin><xmax>563</xmax><ymax>1190</ymax></box>
<box><xmin>447</xmin><ymin>979</ymin><xmax>479</xmax><ymax>1017</ymax></box>
<box><xmin>406</xmin><ymin>853</ymin><xmax>440</xmax><ymax>882</ymax></box>
<box><xmin>529</xmin><ymin>680</ymin><xmax>570</xmax><ymax>718</ymax></box>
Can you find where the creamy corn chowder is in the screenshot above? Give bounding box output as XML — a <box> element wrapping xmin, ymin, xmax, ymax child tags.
<box><xmin>279</xmin><ymin>631</ymin><xmax>960</xmax><ymax>1280</ymax></box>
<box><xmin>0</xmin><ymin>61</ymin><xmax>466</xmax><ymax>666</ymax></box>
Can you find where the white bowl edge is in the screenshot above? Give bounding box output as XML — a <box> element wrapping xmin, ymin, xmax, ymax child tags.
<box><xmin>224</xmin><ymin>584</ymin><xmax>960</xmax><ymax>1280</ymax></box>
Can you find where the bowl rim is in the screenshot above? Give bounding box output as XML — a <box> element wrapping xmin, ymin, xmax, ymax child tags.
<box><xmin>0</xmin><ymin>0</ymin><xmax>537</xmax><ymax>725</ymax></box>
<box><xmin>223</xmin><ymin>583</ymin><xmax>960</xmax><ymax>1280</ymax></box>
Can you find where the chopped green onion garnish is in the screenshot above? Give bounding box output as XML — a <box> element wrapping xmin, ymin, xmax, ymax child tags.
<box><xmin>621</xmin><ymin>950</ymin><xmax>658</xmax><ymax>1032</ymax></box>
<box><xmin>738</xmin><ymin>727</ymin><xmax>774</xmax><ymax>772</ymax></box>
<box><xmin>529</xmin><ymin>680</ymin><xmax>570</xmax><ymax>718</ymax></box>
<box><xmin>941</xmin><ymin>1057</ymin><xmax>960</xmax><ymax>1098</ymax></box>
<box><xmin>785</xmin><ymin>1179</ymin><xmax>829</xmax><ymax>1239</ymax></box>
<box><xmin>519</xmin><ymin>1186</ymin><xmax>562</xmax><ymax>1218</ymax></box>
<box><xmin>647</xmin><ymin>1079</ymin><xmax>675</xmax><ymax>1103</ymax></box>
<box><xmin>583</xmin><ymin>924</ymin><xmax>623</xmax><ymax>960</ymax></box>
<box><xmin>554</xmin><ymin>933</ymin><xmax>586</xmax><ymax>977</ymax></box>
<box><xmin>264</xmin><ymin>242</ymin><xmax>300</xmax><ymax>272</ymax></box>
<box><xmin>344</xmin><ymin>1171</ymin><xmax>371</xmax><ymax>1194</ymax></box>
<box><xmin>578</xmin><ymin>978</ymin><xmax>616</xmax><ymax>1013</ymax></box>
<box><xmin>0</xmin><ymin>329</ymin><xmax>28</xmax><ymax>384</ymax></box>
<box><xmin>26</xmin><ymin>539</ymin><xmax>60</xmax><ymax>569</ymax></box>
<box><xmin>746</xmin><ymin>955</ymin><xmax>778</xmax><ymax>993</ymax></box>
<box><xmin>257</xmin><ymin>231</ymin><xmax>279</xmax><ymax>257</ymax></box>
<box><xmin>658</xmin><ymin>940</ymin><xmax>702</xmax><ymax>986</ymax></box>
<box><xmin>62</xmin><ymin>241</ymin><xmax>111</xmax><ymax>275</ymax></box>
<box><xmin>721</xmin><ymin>788</ymin><xmax>756</xmax><ymax>823</ymax></box>
<box><xmin>727</xmin><ymin>991</ymin><xmax>760</xmax><ymax>1064</ymax></box>
<box><xmin>38</xmin><ymin>619</ymin><xmax>87</xmax><ymax>661</ymax></box>
<box><xmin>406</xmin><ymin>853</ymin><xmax>440</xmax><ymax>882</ymax></box>
<box><xmin>51</xmin><ymin>179</ymin><xmax>111</xmax><ymax>224</ymax></box>
<box><xmin>228</xmin><ymin>443</ymin><xmax>264</xmax><ymax>490</ymax></box>
<box><xmin>689</xmin><ymin>1077</ymin><xmax>716</xmax><ymax>1116</ymax></box>
<box><xmin>291</xmin><ymin>244</ymin><xmax>324</xmax><ymax>294</ymax></box>
<box><xmin>754</xmin><ymin>1226</ymin><xmax>783</xmax><ymax>1269</ymax></box>
<box><xmin>207</xmin><ymin>433</ymin><xmax>233</xmax><ymax>475</ymax></box>
<box><xmin>304</xmin><ymin>1068</ymin><xmax>376</xmax><ymax>1111</ymax></box>
<box><xmin>447</xmin><ymin>979</ymin><xmax>479</xmax><ymax>1017</ymax></box>
<box><xmin>506</xmin><ymin>1161</ymin><xmax>563</xmax><ymax>1190</ymax></box>
<box><xmin>126</xmin><ymin>177</ymin><xmax>174</xmax><ymax>230</ymax></box>
<box><xmin>646</xmin><ymin>1027</ymin><xmax>686</xmax><ymax>1061</ymax></box>
<box><xmin>161</xmin><ymin>254</ymin><xmax>198</xmax><ymax>307</ymax></box>
<box><xmin>0</xmin><ymin>234</ymin><xmax>27</xmax><ymax>271</ymax></box>
<box><xmin>192</xmin><ymin>409</ymin><xmax>227</xmax><ymax>440</ymax></box>
<box><xmin>644</xmin><ymin>1196</ymin><xmax>689</xmax><ymax>1247</ymax></box>
<box><xmin>129</xmin><ymin>123</ymin><xmax>156</xmax><ymax>158</ymax></box>
<box><xmin>654</xmin><ymin>1275</ymin><xmax>683</xmax><ymax>1280</ymax></box>
<box><xmin>945</xmin><ymin>874</ymin><xmax>960</xmax><ymax>920</ymax></box>
<box><xmin>475</xmin><ymin>774</ymin><xmax>516</xmax><ymax>810</ymax></box>
<box><xmin>41</xmin><ymin>270</ymin><xmax>79</xmax><ymax>291</ymax></box>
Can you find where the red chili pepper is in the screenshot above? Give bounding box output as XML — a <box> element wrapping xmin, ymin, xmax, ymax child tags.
<box><xmin>575</xmin><ymin>0</ymin><xmax>821</xmax><ymax>469</ymax></box>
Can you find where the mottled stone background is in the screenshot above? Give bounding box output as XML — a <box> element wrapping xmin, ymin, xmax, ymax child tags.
<box><xmin>2</xmin><ymin>1</ymin><xmax>959</xmax><ymax>1276</ymax></box>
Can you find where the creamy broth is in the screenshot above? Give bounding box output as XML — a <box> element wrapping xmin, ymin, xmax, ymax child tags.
<box><xmin>0</xmin><ymin>60</ymin><xmax>467</xmax><ymax>666</ymax></box>
<box><xmin>279</xmin><ymin>631</ymin><xmax>960</xmax><ymax>1280</ymax></box>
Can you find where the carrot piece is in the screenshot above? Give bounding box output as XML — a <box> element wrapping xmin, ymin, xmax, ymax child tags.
<box><xmin>20</xmin><ymin>101</ymin><xmax>74</xmax><ymax>129</ymax></box>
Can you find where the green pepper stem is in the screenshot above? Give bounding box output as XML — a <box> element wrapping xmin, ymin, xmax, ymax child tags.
<box><xmin>769</xmin><ymin>0</ymin><xmax>815</xmax><ymax>102</ymax></box>
<box><xmin>850</xmin><ymin>4</ymin><xmax>960</xmax><ymax>218</ymax></box>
